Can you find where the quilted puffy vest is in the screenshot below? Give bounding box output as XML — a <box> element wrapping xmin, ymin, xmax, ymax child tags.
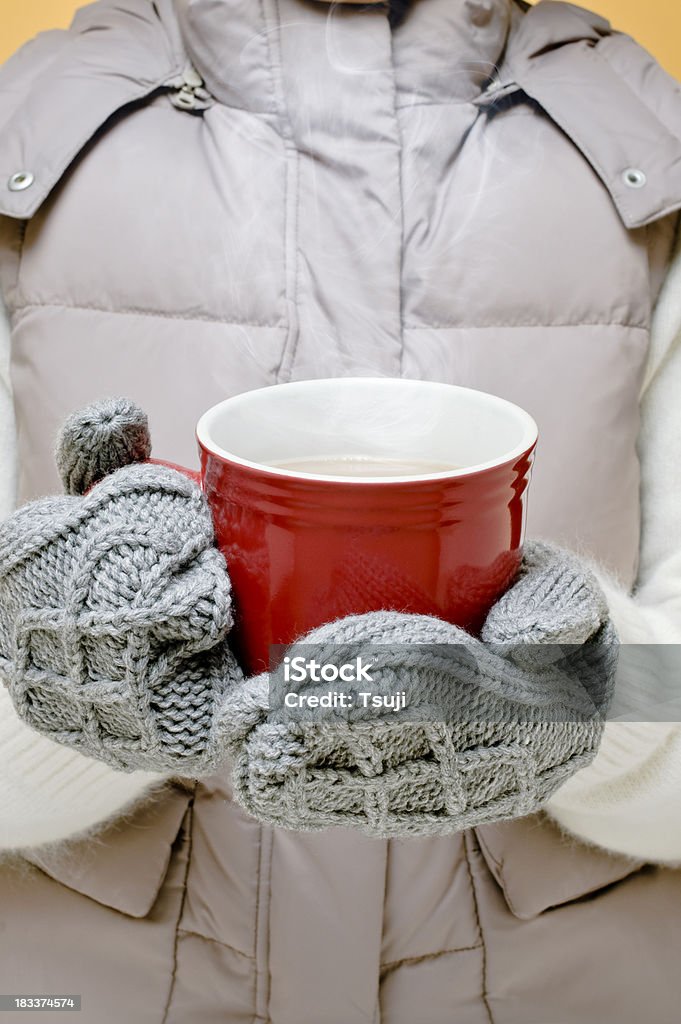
<box><xmin>1</xmin><ymin>1</ymin><xmax>681</xmax><ymax>1021</ymax></box>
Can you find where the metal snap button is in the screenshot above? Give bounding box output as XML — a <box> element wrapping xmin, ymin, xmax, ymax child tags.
<box><xmin>622</xmin><ymin>167</ymin><xmax>646</xmax><ymax>189</ymax></box>
<box><xmin>8</xmin><ymin>170</ymin><xmax>35</xmax><ymax>192</ymax></box>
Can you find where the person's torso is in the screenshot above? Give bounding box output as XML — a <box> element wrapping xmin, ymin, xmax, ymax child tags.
<box><xmin>1</xmin><ymin>0</ymin><xmax>680</xmax><ymax>580</ymax></box>
<box><xmin>1</xmin><ymin>1</ymin><xmax>681</xmax><ymax>1020</ymax></box>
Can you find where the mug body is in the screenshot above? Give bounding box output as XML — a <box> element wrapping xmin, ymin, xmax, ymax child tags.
<box><xmin>197</xmin><ymin>379</ymin><xmax>537</xmax><ymax>674</ymax></box>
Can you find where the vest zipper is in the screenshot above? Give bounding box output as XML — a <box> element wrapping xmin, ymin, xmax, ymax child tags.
<box><xmin>168</xmin><ymin>64</ymin><xmax>213</xmax><ymax>112</ymax></box>
<box><xmin>473</xmin><ymin>79</ymin><xmax>522</xmax><ymax>109</ymax></box>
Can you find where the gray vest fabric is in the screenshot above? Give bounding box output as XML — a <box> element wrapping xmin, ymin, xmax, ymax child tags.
<box><xmin>1</xmin><ymin>1</ymin><xmax>681</xmax><ymax>1020</ymax></box>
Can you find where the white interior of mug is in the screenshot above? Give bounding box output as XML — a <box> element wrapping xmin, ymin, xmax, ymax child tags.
<box><xmin>196</xmin><ymin>378</ymin><xmax>538</xmax><ymax>482</ymax></box>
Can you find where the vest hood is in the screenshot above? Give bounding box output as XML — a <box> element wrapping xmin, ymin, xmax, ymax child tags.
<box><xmin>2</xmin><ymin>1</ymin><xmax>681</xmax><ymax>228</ymax></box>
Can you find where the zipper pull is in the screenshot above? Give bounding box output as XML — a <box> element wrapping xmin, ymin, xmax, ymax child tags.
<box><xmin>169</xmin><ymin>63</ymin><xmax>213</xmax><ymax>112</ymax></box>
<box><xmin>473</xmin><ymin>78</ymin><xmax>521</xmax><ymax>109</ymax></box>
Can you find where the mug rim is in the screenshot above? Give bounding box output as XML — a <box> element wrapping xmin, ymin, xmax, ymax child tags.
<box><xmin>196</xmin><ymin>378</ymin><xmax>539</xmax><ymax>484</ymax></box>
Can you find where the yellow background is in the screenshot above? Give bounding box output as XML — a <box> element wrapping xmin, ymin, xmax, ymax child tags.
<box><xmin>1</xmin><ymin>0</ymin><xmax>680</xmax><ymax>78</ymax></box>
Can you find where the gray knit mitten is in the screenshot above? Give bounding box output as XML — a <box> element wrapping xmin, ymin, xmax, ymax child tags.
<box><xmin>222</xmin><ymin>554</ymin><xmax>617</xmax><ymax>837</ymax></box>
<box><xmin>0</xmin><ymin>398</ymin><xmax>243</xmax><ymax>775</ymax></box>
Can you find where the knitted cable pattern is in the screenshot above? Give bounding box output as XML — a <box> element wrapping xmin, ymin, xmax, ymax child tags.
<box><xmin>0</xmin><ymin>460</ymin><xmax>243</xmax><ymax>774</ymax></box>
<box><xmin>221</xmin><ymin>546</ymin><xmax>618</xmax><ymax>838</ymax></box>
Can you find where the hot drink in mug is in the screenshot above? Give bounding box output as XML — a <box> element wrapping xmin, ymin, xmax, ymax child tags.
<box><xmin>184</xmin><ymin>378</ymin><xmax>538</xmax><ymax>672</ymax></box>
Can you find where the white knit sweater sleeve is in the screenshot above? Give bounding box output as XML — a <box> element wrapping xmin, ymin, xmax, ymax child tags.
<box><xmin>0</xmin><ymin>292</ymin><xmax>16</xmax><ymax>520</ymax></box>
<box><xmin>0</xmin><ymin>297</ymin><xmax>169</xmax><ymax>851</ymax></box>
<box><xmin>546</xmin><ymin>232</ymin><xmax>681</xmax><ymax>864</ymax></box>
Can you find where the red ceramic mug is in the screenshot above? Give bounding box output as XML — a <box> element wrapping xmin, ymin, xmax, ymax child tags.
<box><xmin>185</xmin><ymin>378</ymin><xmax>538</xmax><ymax>675</ymax></box>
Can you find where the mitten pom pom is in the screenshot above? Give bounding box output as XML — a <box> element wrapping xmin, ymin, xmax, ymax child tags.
<box><xmin>55</xmin><ymin>397</ymin><xmax>152</xmax><ymax>495</ymax></box>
